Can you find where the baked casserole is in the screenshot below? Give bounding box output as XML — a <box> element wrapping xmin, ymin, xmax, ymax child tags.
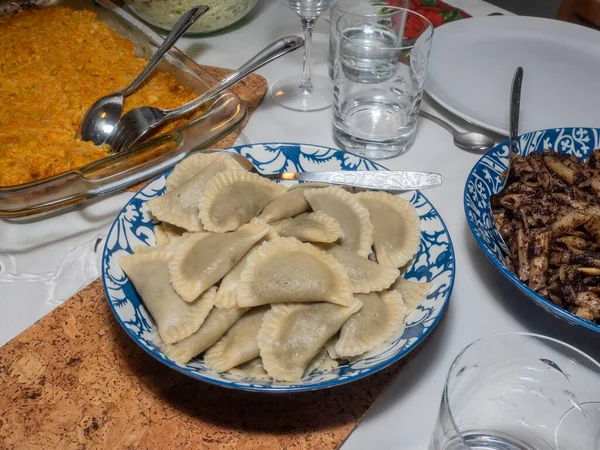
<box><xmin>0</xmin><ymin>6</ymin><xmax>197</xmax><ymax>186</ymax></box>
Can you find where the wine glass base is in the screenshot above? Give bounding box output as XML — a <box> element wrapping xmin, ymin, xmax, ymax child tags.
<box><xmin>270</xmin><ymin>74</ymin><xmax>333</xmax><ymax>112</ymax></box>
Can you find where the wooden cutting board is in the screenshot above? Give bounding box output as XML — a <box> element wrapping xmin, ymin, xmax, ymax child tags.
<box><xmin>0</xmin><ymin>67</ymin><xmax>428</xmax><ymax>450</ymax></box>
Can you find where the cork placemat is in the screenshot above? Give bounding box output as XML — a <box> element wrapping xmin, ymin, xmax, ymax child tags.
<box><xmin>0</xmin><ymin>277</ymin><xmax>422</xmax><ymax>449</ymax></box>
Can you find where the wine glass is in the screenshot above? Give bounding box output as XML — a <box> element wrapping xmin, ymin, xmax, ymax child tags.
<box><xmin>271</xmin><ymin>0</ymin><xmax>338</xmax><ymax>111</ymax></box>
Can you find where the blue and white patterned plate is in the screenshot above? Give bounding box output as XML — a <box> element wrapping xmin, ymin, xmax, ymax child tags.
<box><xmin>102</xmin><ymin>143</ymin><xmax>455</xmax><ymax>392</ymax></box>
<box><xmin>464</xmin><ymin>128</ymin><xmax>600</xmax><ymax>336</ymax></box>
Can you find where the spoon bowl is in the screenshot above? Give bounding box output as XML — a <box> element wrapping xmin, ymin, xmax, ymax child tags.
<box><xmin>419</xmin><ymin>110</ymin><xmax>495</xmax><ymax>153</ymax></box>
<box><xmin>78</xmin><ymin>95</ymin><xmax>125</xmax><ymax>146</ymax></box>
<box><xmin>454</xmin><ymin>130</ymin><xmax>497</xmax><ymax>152</ymax></box>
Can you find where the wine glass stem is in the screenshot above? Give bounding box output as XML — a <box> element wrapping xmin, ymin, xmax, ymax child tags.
<box><xmin>299</xmin><ymin>17</ymin><xmax>316</xmax><ymax>93</ymax></box>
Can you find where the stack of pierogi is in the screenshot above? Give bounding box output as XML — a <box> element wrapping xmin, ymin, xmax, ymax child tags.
<box><xmin>119</xmin><ymin>152</ymin><xmax>431</xmax><ymax>382</ymax></box>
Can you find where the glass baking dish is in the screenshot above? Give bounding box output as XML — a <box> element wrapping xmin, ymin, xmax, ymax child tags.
<box><xmin>0</xmin><ymin>0</ymin><xmax>247</xmax><ymax>222</ymax></box>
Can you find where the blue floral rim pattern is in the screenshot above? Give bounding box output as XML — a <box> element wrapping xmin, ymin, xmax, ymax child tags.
<box><xmin>464</xmin><ymin>128</ymin><xmax>600</xmax><ymax>336</ymax></box>
<box><xmin>102</xmin><ymin>142</ymin><xmax>456</xmax><ymax>392</ymax></box>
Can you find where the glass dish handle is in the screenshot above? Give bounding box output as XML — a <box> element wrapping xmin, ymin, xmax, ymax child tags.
<box><xmin>0</xmin><ymin>93</ymin><xmax>246</xmax><ymax>221</ymax></box>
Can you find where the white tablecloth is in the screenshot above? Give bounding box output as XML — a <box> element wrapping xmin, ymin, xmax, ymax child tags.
<box><xmin>2</xmin><ymin>1</ymin><xmax>598</xmax><ymax>448</ymax></box>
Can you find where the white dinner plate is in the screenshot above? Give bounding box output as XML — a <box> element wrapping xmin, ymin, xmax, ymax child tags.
<box><xmin>426</xmin><ymin>17</ymin><xmax>600</xmax><ymax>135</ymax></box>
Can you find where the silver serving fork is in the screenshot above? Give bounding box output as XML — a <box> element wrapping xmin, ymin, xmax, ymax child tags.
<box><xmin>109</xmin><ymin>35</ymin><xmax>304</xmax><ymax>153</ymax></box>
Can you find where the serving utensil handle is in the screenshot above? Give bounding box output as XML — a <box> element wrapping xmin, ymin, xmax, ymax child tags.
<box><xmin>123</xmin><ymin>6</ymin><xmax>210</xmax><ymax>95</ymax></box>
<box><xmin>419</xmin><ymin>110</ymin><xmax>457</xmax><ymax>135</ymax></box>
<box><xmin>509</xmin><ymin>67</ymin><xmax>523</xmax><ymax>154</ymax></box>
<box><xmin>164</xmin><ymin>35</ymin><xmax>304</xmax><ymax>119</ymax></box>
<box><xmin>492</xmin><ymin>66</ymin><xmax>524</xmax><ymax>255</ymax></box>
<box><xmin>267</xmin><ymin>171</ymin><xmax>443</xmax><ymax>191</ymax></box>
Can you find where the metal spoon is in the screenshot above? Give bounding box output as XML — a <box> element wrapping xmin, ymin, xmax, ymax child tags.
<box><xmin>109</xmin><ymin>35</ymin><xmax>304</xmax><ymax>153</ymax></box>
<box><xmin>419</xmin><ymin>110</ymin><xmax>496</xmax><ymax>152</ymax></box>
<box><xmin>78</xmin><ymin>6</ymin><xmax>209</xmax><ymax>146</ymax></box>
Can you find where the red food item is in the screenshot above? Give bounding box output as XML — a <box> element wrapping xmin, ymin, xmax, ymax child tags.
<box><xmin>386</xmin><ymin>0</ymin><xmax>407</xmax><ymax>6</ymax></box>
<box><xmin>371</xmin><ymin>0</ymin><xmax>469</xmax><ymax>39</ymax></box>
<box><xmin>417</xmin><ymin>8</ymin><xmax>444</xmax><ymax>27</ymax></box>
<box><xmin>391</xmin><ymin>0</ymin><xmax>471</xmax><ymax>39</ymax></box>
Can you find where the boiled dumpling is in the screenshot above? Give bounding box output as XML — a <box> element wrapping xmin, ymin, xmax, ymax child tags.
<box><xmin>198</xmin><ymin>170</ymin><xmax>287</xmax><ymax>233</ymax></box>
<box><xmin>304</xmin><ymin>347</ymin><xmax>328</xmax><ymax>376</ymax></box>
<box><xmin>134</xmin><ymin>224</ymin><xmax>189</xmax><ymax>253</ymax></box>
<box><xmin>150</xmin><ymin>223</ymin><xmax>188</xmax><ymax>249</ymax></box>
<box><xmin>319</xmin><ymin>243</ymin><xmax>399</xmax><ymax>293</ymax></box>
<box><xmin>162</xmin><ymin>223</ymin><xmax>188</xmax><ymax>241</ymax></box>
<box><xmin>257</xmin><ymin>183</ymin><xmax>322</xmax><ymax>223</ymax></box>
<box><xmin>356</xmin><ymin>192</ymin><xmax>421</xmax><ymax>268</ymax></box>
<box><xmin>319</xmin><ymin>352</ymin><xmax>340</xmax><ymax>372</ymax></box>
<box><xmin>237</xmin><ymin>237</ymin><xmax>353</xmax><ymax>307</ymax></box>
<box><xmin>148</xmin><ymin>156</ymin><xmax>244</xmax><ymax>231</ymax></box>
<box><xmin>227</xmin><ymin>357</ymin><xmax>271</xmax><ymax>380</ymax></box>
<box><xmin>214</xmin><ymin>227</ymin><xmax>279</xmax><ymax>308</ymax></box>
<box><xmin>204</xmin><ymin>306</ymin><xmax>270</xmax><ymax>373</ymax></box>
<box><xmin>304</xmin><ymin>186</ymin><xmax>374</xmax><ymax>257</ymax></box>
<box><xmin>257</xmin><ymin>300</ymin><xmax>361</xmax><ymax>382</ymax></box>
<box><xmin>169</xmin><ymin>222</ymin><xmax>269</xmax><ymax>302</ymax></box>
<box><xmin>271</xmin><ymin>211</ymin><xmax>341</xmax><ymax>243</ymax></box>
<box><xmin>165</xmin><ymin>152</ymin><xmax>246</xmax><ymax>191</ymax></box>
<box><xmin>390</xmin><ymin>277</ymin><xmax>432</xmax><ymax>317</ymax></box>
<box><xmin>119</xmin><ymin>250</ymin><xmax>216</xmax><ymax>345</ymax></box>
<box><xmin>158</xmin><ymin>306</ymin><xmax>247</xmax><ymax>364</ymax></box>
<box><xmin>153</xmin><ymin>224</ymin><xmax>171</xmax><ymax>246</ymax></box>
<box><xmin>325</xmin><ymin>336</ymin><xmax>342</xmax><ymax>360</ymax></box>
<box><xmin>132</xmin><ymin>244</ymin><xmax>158</xmax><ymax>254</ymax></box>
<box><xmin>335</xmin><ymin>291</ymin><xmax>406</xmax><ymax>358</ymax></box>
<box><xmin>213</xmin><ymin>250</ymin><xmax>251</xmax><ymax>308</ymax></box>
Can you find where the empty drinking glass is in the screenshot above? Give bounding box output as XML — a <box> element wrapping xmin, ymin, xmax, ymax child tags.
<box><xmin>271</xmin><ymin>0</ymin><xmax>339</xmax><ymax>111</ymax></box>
<box><xmin>430</xmin><ymin>333</ymin><xmax>600</xmax><ymax>450</ymax></box>
<box><xmin>333</xmin><ymin>7</ymin><xmax>433</xmax><ymax>159</ymax></box>
<box><xmin>328</xmin><ymin>0</ymin><xmax>409</xmax><ymax>78</ymax></box>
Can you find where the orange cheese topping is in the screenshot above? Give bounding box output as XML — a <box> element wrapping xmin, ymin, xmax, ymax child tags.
<box><xmin>0</xmin><ymin>7</ymin><xmax>197</xmax><ymax>186</ymax></box>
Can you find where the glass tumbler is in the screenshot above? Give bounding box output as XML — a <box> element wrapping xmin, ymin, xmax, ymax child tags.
<box><xmin>430</xmin><ymin>333</ymin><xmax>600</xmax><ymax>450</ymax></box>
<box><xmin>333</xmin><ymin>7</ymin><xmax>433</xmax><ymax>159</ymax></box>
<box><xmin>328</xmin><ymin>0</ymin><xmax>409</xmax><ymax>79</ymax></box>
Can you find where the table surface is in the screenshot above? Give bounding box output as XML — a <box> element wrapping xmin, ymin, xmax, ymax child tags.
<box><xmin>1</xmin><ymin>1</ymin><xmax>598</xmax><ymax>448</ymax></box>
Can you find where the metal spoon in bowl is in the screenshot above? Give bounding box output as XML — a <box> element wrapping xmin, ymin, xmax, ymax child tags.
<box><xmin>419</xmin><ymin>110</ymin><xmax>496</xmax><ymax>153</ymax></box>
<box><xmin>109</xmin><ymin>35</ymin><xmax>304</xmax><ymax>153</ymax></box>
<box><xmin>78</xmin><ymin>6</ymin><xmax>209</xmax><ymax>146</ymax></box>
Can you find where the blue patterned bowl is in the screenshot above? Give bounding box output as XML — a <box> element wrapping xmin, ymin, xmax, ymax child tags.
<box><xmin>102</xmin><ymin>143</ymin><xmax>455</xmax><ymax>392</ymax></box>
<box><xmin>464</xmin><ymin>128</ymin><xmax>600</xmax><ymax>336</ymax></box>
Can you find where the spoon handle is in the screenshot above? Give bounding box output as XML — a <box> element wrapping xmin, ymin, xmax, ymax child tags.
<box><xmin>122</xmin><ymin>6</ymin><xmax>209</xmax><ymax>96</ymax></box>
<box><xmin>419</xmin><ymin>110</ymin><xmax>458</xmax><ymax>135</ymax></box>
<box><xmin>263</xmin><ymin>171</ymin><xmax>443</xmax><ymax>191</ymax></box>
<box><xmin>164</xmin><ymin>35</ymin><xmax>304</xmax><ymax>120</ymax></box>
